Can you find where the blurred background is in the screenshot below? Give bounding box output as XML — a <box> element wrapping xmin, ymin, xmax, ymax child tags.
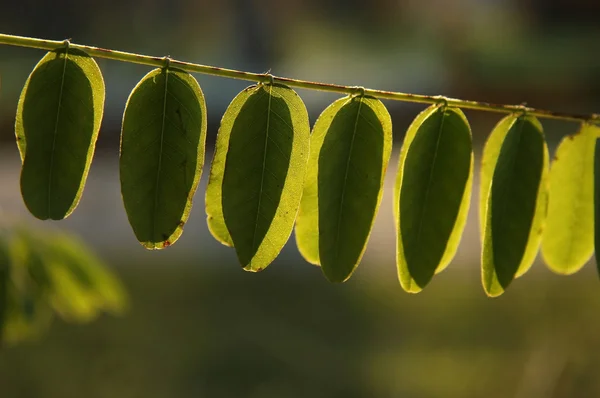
<box><xmin>1</xmin><ymin>0</ymin><xmax>600</xmax><ymax>397</ymax></box>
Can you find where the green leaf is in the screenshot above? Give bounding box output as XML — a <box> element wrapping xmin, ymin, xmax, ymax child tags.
<box><xmin>394</xmin><ymin>105</ymin><xmax>473</xmax><ymax>293</ymax></box>
<box><xmin>295</xmin><ymin>98</ymin><xmax>348</xmax><ymax>265</ymax></box>
<box><xmin>208</xmin><ymin>83</ymin><xmax>309</xmax><ymax>271</ymax></box>
<box><xmin>295</xmin><ymin>95</ymin><xmax>392</xmax><ymax>283</ymax></box>
<box><xmin>204</xmin><ymin>88</ymin><xmax>240</xmax><ymax>248</ymax></box>
<box><xmin>481</xmin><ymin>114</ymin><xmax>549</xmax><ymax>296</ymax></box>
<box><xmin>542</xmin><ymin>124</ymin><xmax>599</xmax><ymax>274</ymax></box>
<box><xmin>120</xmin><ymin>67</ymin><xmax>207</xmax><ymax>249</ymax></box>
<box><xmin>16</xmin><ymin>48</ymin><xmax>105</xmax><ymax>220</ymax></box>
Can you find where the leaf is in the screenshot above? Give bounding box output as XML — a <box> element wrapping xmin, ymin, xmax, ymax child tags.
<box><xmin>120</xmin><ymin>67</ymin><xmax>207</xmax><ymax>249</ymax></box>
<box><xmin>208</xmin><ymin>83</ymin><xmax>309</xmax><ymax>271</ymax></box>
<box><xmin>204</xmin><ymin>90</ymin><xmax>239</xmax><ymax>248</ymax></box>
<box><xmin>542</xmin><ymin>124</ymin><xmax>599</xmax><ymax>274</ymax></box>
<box><xmin>295</xmin><ymin>95</ymin><xmax>392</xmax><ymax>283</ymax></box>
<box><xmin>481</xmin><ymin>114</ymin><xmax>549</xmax><ymax>296</ymax></box>
<box><xmin>16</xmin><ymin>47</ymin><xmax>105</xmax><ymax>220</ymax></box>
<box><xmin>394</xmin><ymin>105</ymin><xmax>473</xmax><ymax>293</ymax></box>
<box><xmin>295</xmin><ymin>98</ymin><xmax>348</xmax><ymax>265</ymax></box>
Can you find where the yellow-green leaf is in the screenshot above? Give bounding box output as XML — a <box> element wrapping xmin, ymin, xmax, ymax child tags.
<box><xmin>295</xmin><ymin>95</ymin><xmax>392</xmax><ymax>282</ymax></box>
<box><xmin>295</xmin><ymin>97</ymin><xmax>347</xmax><ymax>265</ymax></box>
<box><xmin>120</xmin><ymin>67</ymin><xmax>207</xmax><ymax>249</ymax></box>
<box><xmin>16</xmin><ymin>48</ymin><xmax>105</xmax><ymax>220</ymax></box>
<box><xmin>542</xmin><ymin>124</ymin><xmax>599</xmax><ymax>274</ymax></box>
<box><xmin>481</xmin><ymin>114</ymin><xmax>549</xmax><ymax>297</ymax></box>
<box><xmin>207</xmin><ymin>84</ymin><xmax>310</xmax><ymax>271</ymax></box>
<box><xmin>394</xmin><ymin>105</ymin><xmax>473</xmax><ymax>293</ymax></box>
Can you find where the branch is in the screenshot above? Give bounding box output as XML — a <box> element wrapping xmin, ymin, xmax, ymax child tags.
<box><xmin>1</xmin><ymin>33</ymin><xmax>598</xmax><ymax>124</ymax></box>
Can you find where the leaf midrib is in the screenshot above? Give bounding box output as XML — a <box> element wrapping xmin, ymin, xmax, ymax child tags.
<box><xmin>332</xmin><ymin>97</ymin><xmax>363</xmax><ymax>266</ymax></box>
<box><xmin>408</xmin><ymin>107</ymin><xmax>447</xmax><ymax>288</ymax></box>
<box><xmin>152</xmin><ymin>69</ymin><xmax>169</xmax><ymax>244</ymax></box>
<box><xmin>251</xmin><ymin>84</ymin><xmax>273</xmax><ymax>255</ymax></box>
<box><xmin>483</xmin><ymin>117</ymin><xmax>520</xmax><ymax>291</ymax></box>
<box><xmin>492</xmin><ymin>117</ymin><xmax>527</xmax><ymax>276</ymax></box>
<box><xmin>48</xmin><ymin>49</ymin><xmax>70</xmax><ymax>217</ymax></box>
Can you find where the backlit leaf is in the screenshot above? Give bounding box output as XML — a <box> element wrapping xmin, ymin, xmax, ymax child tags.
<box><xmin>208</xmin><ymin>83</ymin><xmax>309</xmax><ymax>271</ymax></box>
<box><xmin>394</xmin><ymin>105</ymin><xmax>473</xmax><ymax>293</ymax></box>
<box><xmin>481</xmin><ymin>114</ymin><xmax>548</xmax><ymax>296</ymax></box>
<box><xmin>295</xmin><ymin>95</ymin><xmax>392</xmax><ymax>283</ymax></box>
<box><xmin>16</xmin><ymin>48</ymin><xmax>105</xmax><ymax>220</ymax></box>
<box><xmin>120</xmin><ymin>67</ymin><xmax>207</xmax><ymax>249</ymax></box>
<box><xmin>204</xmin><ymin>88</ymin><xmax>239</xmax><ymax>248</ymax></box>
<box><xmin>295</xmin><ymin>98</ymin><xmax>347</xmax><ymax>265</ymax></box>
<box><xmin>542</xmin><ymin>124</ymin><xmax>599</xmax><ymax>274</ymax></box>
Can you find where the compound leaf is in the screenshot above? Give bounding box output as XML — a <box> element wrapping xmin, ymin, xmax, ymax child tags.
<box><xmin>481</xmin><ymin>114</ymin><xmax>548</xmax><ymax>297</ymax></box>
<box><xmin>16</xmin><ymin>48</ymin><xmax>105</xmax><ymax>220</ymax></box>
<box><xmin>395</xmin><ymin>105</ymin><xmax>473</xmax><ymax>293</ymax></box>
<box><xmin>209</xmin><ymin>84</ymin><xmax>309</xmax><ymax>271</ymax></box>
<box><xmin>295</xmin><ymin>95</ymin><xmax>392</xmax><ymax>283</ymax></box>
<box><xmin>542</xmin><ymin>124</ymin><xmax>599</xmax><ymax>274</ymax></box>
<box><xmin>120</xmin><ymin>67</ymin><xmax>207</xmax><ymax>249</ymax></box>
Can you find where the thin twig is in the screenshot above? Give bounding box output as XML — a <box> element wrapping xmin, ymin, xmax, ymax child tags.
<box><xmin>1</xmin><ymin>33</ymin><xmax>598</xmax><ymax>125</ymax></box>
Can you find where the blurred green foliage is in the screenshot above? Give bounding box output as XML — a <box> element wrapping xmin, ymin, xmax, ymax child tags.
<box><xmin>0</xmin><ymin>227</ymin><xmax>127</xmax><ymax>345</ymax></box>
<box><xmin>1</xmin><ymin>259</ymin><xmax>600</xmax><ymax>397</ymax></box>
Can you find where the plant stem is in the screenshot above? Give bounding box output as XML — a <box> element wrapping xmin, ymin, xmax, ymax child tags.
<box><xmin>1</xmin><ymin>33</ymin><xmax>598</xmax><ymax>124</ymax></box>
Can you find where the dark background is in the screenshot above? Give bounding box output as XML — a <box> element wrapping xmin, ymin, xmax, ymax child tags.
<box><xmin>1</xmin><ymin>1</ymin><xmax>600</xmax><ymax>397</ymax></box>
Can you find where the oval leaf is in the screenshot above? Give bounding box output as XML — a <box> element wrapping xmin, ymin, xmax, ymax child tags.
<box><xmin>16</xmin><ymin>48</ymin><xmax>105</xmax><ymax>220</ymax></box>
<box><xmin>120</xmin><ymin>67</ymin><xmax>207</xmax><ymax>249</ymax></box>
<box><xmin>394</xmin><ymin>105</ymin><xmax>473</xmax><ymax>293</ymax></box>
<box><xmin>295</xmin><ymin>95</ymin><xmax>392</xmax><ymax>283</ymax></box>
<box><xmin>481</xmin><ymin>114</ymin><xmax>549</xmax><ymax>296</ymax></box>
<box><xmin>212</xmin><ymin>83</ymin><xmax>309</xmax><ymax>271</ymax></box>
<box><xmin>542</xmin><ymin>124</ymin><xmax>599</xmax><ymax>274</ymax></box>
